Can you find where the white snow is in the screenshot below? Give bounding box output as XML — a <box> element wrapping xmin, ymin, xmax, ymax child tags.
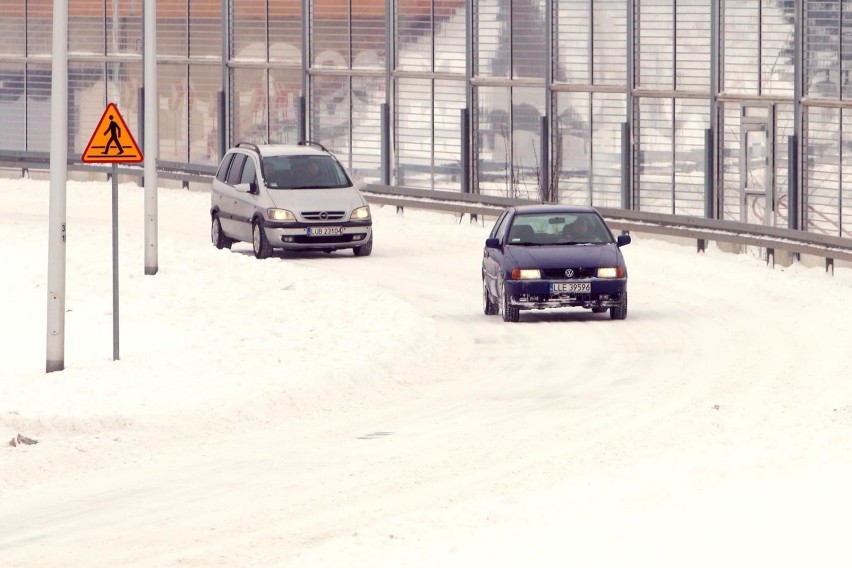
<box><xmin>2</xmin><ymin>176</ymin><xmax>852</xmax><ymax>567</ymax></box>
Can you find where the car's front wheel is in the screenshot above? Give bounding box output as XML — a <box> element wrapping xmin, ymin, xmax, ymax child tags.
<box><xmin>610</xmin><ymin>292</ymin><xmax>628</xmax><ymax>320</ymax></box>
<box><xmin>499</xmin><ymin>276</ymin><xmax>520</xmax><ymax>323</ymax></box>
<box><xmin>252</xmin><ymin>220</ymin><xmax>272</xmax><ymax>259</ymax></box>
<box><xmin>211</xmin><ymin>215</ymin><xmax>232</xmax><ymax>250</ymax></box>
<box><xmin>353</xmin><ymin>236</ymin><xmax>373</xmax><ymax>257</ymax></box>
<box><xmin>483</xmin><ymin>277</ymin><xmax>498</xmax><ymax>315</ymax></box>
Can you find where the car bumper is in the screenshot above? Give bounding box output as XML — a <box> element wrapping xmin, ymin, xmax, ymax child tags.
<box><xmin>504</xmin><ymin>278</ymin><xmax>627</xmax><ymax>310</ymax></box>
<box><xmin>263</xmin><ymin>220</ymin><xmax>372</xmax><ymax>250</ymax></box>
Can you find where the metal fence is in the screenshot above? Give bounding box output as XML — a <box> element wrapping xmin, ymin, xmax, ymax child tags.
<box><xmin>3</xmin><ymin>0</ymin><xmax>852</xmax><ymax>241</ymax></box>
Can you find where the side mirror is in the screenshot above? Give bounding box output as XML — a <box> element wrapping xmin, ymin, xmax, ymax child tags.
<box><xmin>235</xmin><ymin>182</ymin><xmax>258</xmax><ymax>194</ymax></box>
<box><xmin>617</xmin><ymin>234</ymin><xmax>631</xmax><ymax>247</ymax></box>
<box><xmin>485</xmin><ymin>237</ymin><xmax>501</xmax><ymax>249</ymax></box>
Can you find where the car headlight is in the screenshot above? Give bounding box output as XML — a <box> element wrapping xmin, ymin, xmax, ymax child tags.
<box><xmin>351</xmin><ymin>206</ymin><xmax>371</xmax><ymax>220</ymax></box>
<box><xmin>511</xmin><ymin>268</ymin><xmax>541</xmax><ymax>280</ymax></box>
<box><xmin>597</xmin><ymin>267</ymin><xmax>624</xmax><ymax>278</ymax></box>
<box><xmin>268</xmin><ymin>208</ymin><xmax>296</xmax><ymax>221</ymax></box>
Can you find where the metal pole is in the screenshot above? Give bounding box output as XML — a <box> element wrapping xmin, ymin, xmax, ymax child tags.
<box><xmin>380</xmin><ymin>102</ymin><xmax>390</xmax><ymax>185</ymax></box>
<box><xmin>144</xmin><ymin>0</ymin><xmax>158</xmax><ymax>275</ymax></box>
<box><xmin>46</xmin><ymin>0</ymin><xmax>68</xmax><ymax>373</ymax></box>
<box><xmin>461</xmin><ymin>107</ymin><xmax>470</xmax><ymax>193</ymax></box>
<box><xmin>111</xmin><ymin>164</ymin><xmax>120</xmax><ymax>360</ymax></box>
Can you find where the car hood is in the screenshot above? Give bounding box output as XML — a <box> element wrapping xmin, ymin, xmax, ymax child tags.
<box><xmin>506</xmin><ymin>243</ymin><xmax>621</xmax><ymax>268</ymax></box>
<box><xmin>267</xmin><ymin>187</ymin><xmax>366</xmax><ymax>214</ymax></box>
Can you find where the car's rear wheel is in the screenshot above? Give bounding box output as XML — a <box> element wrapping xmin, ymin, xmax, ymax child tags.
<box><xmin>499</xmin><ymin>276</ymin><xmax>520</xmax><ymax>323</ymax></box>
<box><xmin>353</xmin><ymin>236</ymin><xmax>373</xmax><ymax>257</ymax></box>
<box><xmin>483</xmin><ymin>277</ymin><xmax>498</xmax><ymax>315</ymax></box>
<box><xmin>252</xmin><ymin>220</ymin><xmax>272</xmax><ymax>259</ymax></box>
<box><xmin>211</xmin><ymin>215</ymin><xmax>232</xmax><ymax>250</ymax></box>
<box><xmin>610</xmin><ymin>292</ymin><xmax>628</xmax><ymax>320</ymax></box>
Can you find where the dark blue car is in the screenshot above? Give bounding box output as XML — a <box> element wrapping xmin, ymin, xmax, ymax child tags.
<box><xmin>482</xmin><ymin>205</ymin><xmax>631</xmax><ymax>322</ymax></box>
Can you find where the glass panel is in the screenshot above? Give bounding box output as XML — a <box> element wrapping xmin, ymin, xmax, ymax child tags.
<box><xmin>476</xmin><ymin>85</ymin><xmax>511</xmax><ymax>196</ymax></box>
<box><xmin>593</xmin><ymin>0</ymin><xmax>626</xmax><ymax>85</ymax></box>
<box><xmin>723</xmin><ymin>0</ymin><xmax>759</xmax><ymax>94</ymax></box>
<box><xmin>233</xmin><ymin>0</ymin><xmax>266</xmax><ymax>62</ymax></box>
<box><xmin>744</xmin><ymin>128</ymin><xmax>767</xmax><ymax>191</ymax></box>
<box><xmin>843</xmin><ymin>109</ymin><xmax>852</xmax><ymax>236</ymax></box>
<box><xmin>313</xmin><ymin>0</ymin><xmax>350</xmax><ymax>68</ymax></box>
<box><xmin>351</xmin><ymin>76</ymin><xmax>382</xmax><ymax>180</ymax></box>
<box><xmin>268</xmin><ymin>67</ymin><xmax>301</xmax><ymax>145</ymax></box>
<box><xmin>637</xmin><ymin>97</ymin><xmax>674</xmax><ymax>214</ymax></box>
<box><xmin>71</xmin><ymin>64</ymin><xmax>107</xmax><ymax>156</ymax></box>
<box><xmin>158</xmin><ymin>0</ymin><xmax>187</xmax><ymax>57</ymax></box>
<box><xmin>23</xmin><ymin>64</ymin><xmax>52</xmax><ymax>153</ymax></box>
<box><xmin>311</xmin><ymin>74</ymin><xmax>351</xmax><ymax>163</ymax></box>
<box><xmin>0</xmin><ymin>63</ymin><xmax>26</xmax><ymax>152</ymax></box>
<box><xmin>232</xmin><ymin>67</ymin><xmax>268</xmax><ymax>143</ymax></box>
<box><xmin>398</xmin><ymin>0</ymin><xmax>433</xmax><ymax>71</ymax></box>
<box><xmin>397</xmin><ymin>77</ymin><xmax>433</xmax><ymax>187</ymax></box>
<box><xmin>637</xmin><ymin>0</ymin><xmax>673</xmax><ymax>90</ymax></box>
<box><xmin>190</xmin><ymin>64</ymin><xmax>223</xmax><ymax>164</ymax></box>
<box><xmin>676</xmin><ymin>0</ymin><xmax>710</xmax><ymax>92</ymax></box>
<box><xmin>556</xmin><ymin>0</ymin><xmax>590</xmax><ymax>84</ymax></box>
<box><xmin>69</xmin><ymin>0</ymin><xmax>105</xmax><ymax>54</ymax></box>
<box><xmin>761</xmin><ymin>0</ymin><xmax>794</xmax><ymax>96</ymax></box>
<box><xmin>159</xmin><ymin>64</ymin><xmax>189</xmax><ymax>162</ymax></box>
<box><xmin>555</xmin><ymin>91</ymin><xmax>590</xmax><ymax>203</ymax></box>
<box><xmin>475</xmin><ymin>0</ymin><xmax>508</xmax><ymax>79</ymax></box>
<box><xmin>843</xmin><ymin>3</ymin><xmax>852</xmax><ymax>100</ymax></box>
<box><xmin>352</xmin><ymin>0</ymin><xmax>385</xmax><ymax>69</ymax></box>
<box><xmin>591</xmin><ymin>92</ymin><xmax>625</xmax><ymax>208</ymax></box>
<box><xmin>805</xmin><ymin>0</ymin><xmax>840</xmax><ymax>99</ymax></box>
<box><xmin>804</xmin><ymin>105</ymin><xmax>841</xmax><ymax>234</ymax></box>
<box><xmin>190</xmin><ymin>0</ymin><xmax>222</xmax><ymax>59</ymax></box>
<box><xmin>0</xmin><ymin>1</ymin><xmax>26</xmax><ymax>57</ymax></box>
<box><xmin>744</xmin><ymin>193</ymin><xmax>766</xmax><ymax>225</ymax></box>
<box><xmin>434</xmin><ymin>0</ymin><xmax>466</xmax><ymax>75</ymax></box>
<box><xmin>720</xmin><ymin>104</ymin><xmax>741</xmax><ymax>221</ymax></box>
<box><xmin>269</xmin><ymin>1</ymin><xmax>301</xmax><ymax>63</ymax></box>
<box><xmin>512</xmin><ymin>0</ymin><xmax>545</xmax><ymax>80</ymax></box>
<box><xmin>433</xmin><ymin>79</ymin><xmax>465</xmax><ymax>190</ymax></box>
<box><xmin>774</xmin><ymin>104</ymin><xmax>794</xmax><ymax>228</ymax></box>
<box><xmin>674</xmin><ymin>98</ymin><xmax>708</xmax><ymax>215</ymax></box>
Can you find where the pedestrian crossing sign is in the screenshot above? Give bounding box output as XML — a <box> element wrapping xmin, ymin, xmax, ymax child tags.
<box><xmin>81</xmin><ymin>103</ymin><xmax>143</xmax><ymax>163</ymax></box>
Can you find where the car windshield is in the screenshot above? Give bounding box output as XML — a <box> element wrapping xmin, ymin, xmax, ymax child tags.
<box><xmin>261</xmin><ymin>155</ymin><xmax>351</xmax><ymax>189</ymax></box>
<box><xmin>506</xmin><ymin>213</ymin><xmax>612</xmax><ymax>245</ymax></box>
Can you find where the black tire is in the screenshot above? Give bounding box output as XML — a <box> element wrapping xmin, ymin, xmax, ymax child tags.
<box><xmin>211</xmin><ymin>215</ymin><xmax>232</xmax><ymax>250</ymax></box>
<box><xmin>252</xmin><ymin>220</ymin><xmax>272</xmax><ymax>259</ymax></box>
<box><xmin>483</xmin><ymin>277</ymin><xmax>499</xmax><ymax>315</ymax></box>
<box><xmin>353</xmin><ymin>236</ymin><xmax>373</xmax><ymax>257</ymax></box>
<box><xmin>499</xmin><ymin>277</ymin><xmax>520</xmax><ymax>323</ymax></box>
<box><xmin>610</xmin><ymin>292</ymin><xmax>628</xmax><ymax>320</ymax></box>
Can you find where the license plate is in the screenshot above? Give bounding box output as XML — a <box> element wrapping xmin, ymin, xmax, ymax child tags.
<box><xmin>307</xmin><ymin>226</ymin><xmax>343</xmax><ymax>236</ymax></box>
<box><xmin>551</xmin><ymin>282</ymin><xmax>591</xmax><ymax>293</ymax></box>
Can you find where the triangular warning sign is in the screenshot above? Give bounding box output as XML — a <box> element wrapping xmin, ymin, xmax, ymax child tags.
<box><xmin>81</xmin><ymin>103</ymin><xmax>143</xmax><ymax>164</ymax></box>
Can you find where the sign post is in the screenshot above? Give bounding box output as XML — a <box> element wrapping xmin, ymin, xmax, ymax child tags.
<box><xmin>82</xmin><ymin>103</ymin><xmax>143</xmax><ymax>361</ymax></box>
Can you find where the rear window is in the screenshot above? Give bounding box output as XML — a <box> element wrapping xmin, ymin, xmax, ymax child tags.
<box><xmin>261</xmin><ymin>155</ymin><xmax>351</xmax><ymax>189</ymax></box>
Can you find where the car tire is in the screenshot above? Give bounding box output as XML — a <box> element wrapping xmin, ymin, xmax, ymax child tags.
<box><xmin>610</xmin><ymin>292</ymin><xmax>628</xmax><ymax>320</ymax></box>
<box><xmin>483</xmin><ymin>277</ymin><xmax>499</xmax><ymax>315</ymax></box>
<box><xmin>252</xmin><ymin>219</ymin><xmax>272</xmax><ymax>259</ymax></box>
<box><xmin>499</xmin><ymin>276</ymin><xmax>520</xmax><ymax>323</ymax></box>
<box><xmin>211</xmin><ymin>215</ymin><xmax>232</xmax><ymax>250</ymax></box>
<box><xmin>353</xmin><ymin>236</ymin><xmax>373</xmax><ymax>257</ymax></box>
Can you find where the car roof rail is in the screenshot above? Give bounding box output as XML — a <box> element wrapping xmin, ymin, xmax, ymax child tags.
<box><xmin>298</xmin><ymin>140</ymin><xmax>329</xmax><ymax>153</ymax></box>
<box><xmin>235</xmin><ymin>141</ymin><xmax>262</xmax><ymax>155</ymax></box>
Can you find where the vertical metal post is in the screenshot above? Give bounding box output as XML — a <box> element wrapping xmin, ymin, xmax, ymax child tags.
<box><xmin>788</xmin><ymin>135</ymin><xmax>799</xmax><ymax>230</ymax></box>
<box><xmin>143</xmin><ymin>0</ymin><xmax>158</xmax><ymax>275</ymax></box>
<box><xmin>709</xmin><ymin>0</ymin><xmax>720</xmax><ymax>219</ymax></box>
<box><xmin>221</xmin><ymin>0</ymin><xmax>230</xmax><ymax>149</ymax></box>
<box><xmin>46</xmin><ymin>0</ymin><xmax>68</xmax><ymax>373</ymax></box>
<box><xmin>466</xmin><ymin>0</ymin><xmax>475</xmax><ymax>193</ymax></box>
<box><xmin>385</xmin><ymin>0</ymin><xmax>395</xmax><ymax>184</ymax></box>
<box><xmin>704</xmin><ymin>128</ymin><xmax>714</xmax><ymax>219</ymax></box>
<box><xmin>111</xmin><ymin>163</ymin><xmax>120</xmax><ymax>360</ymax></box>
<box><xmin>621</xmin><ymin>122</ymin><xmax>631</xmax><ymax>210</ymax></box>
<box><xmin>793</xmin><ymin>0</ymin><xmax>804</xmax><ymax>232</ymax></box>
<box><xmin>217</xmin><ymin>90</ymin><xmax>226</xmax><ymax>160</ymax></box>
<box><xmin>461</xmin><ymin>108</ymin><xmax>470</xmax><ymax>193</ymax></box>
<box><xmin>301</xmin><ymin>0</ymin><xmax>310</xmax><ymax>140</ymax></box>
<box><xmin>297</xmin><ymin>96</ymin><xmax>306</xmax><ymax>141</ymax></box>
<box><xmin>625</xmin><ymin>0</ymin><xmax>636</xmax><ymax>211</ymax></box>
<box><xmin>540</xmin><ymin>116</ymin><xmax>550</xmax><ymax>201</ymax></box>
<box><xmin>381</xmin><ymin>102</ymin><xmax>390</xmax><ymax>185</ymax></box>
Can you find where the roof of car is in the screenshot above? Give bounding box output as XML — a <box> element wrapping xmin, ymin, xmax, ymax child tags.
<box><xmin>231</xmin><ymin>142</ymin><xmax>328</xmax><ymax>158</ymax></box>
<box><xmin>511</xmin><ymin>204</ymin><xmax>598</xmax><ymax>215</ymax></box>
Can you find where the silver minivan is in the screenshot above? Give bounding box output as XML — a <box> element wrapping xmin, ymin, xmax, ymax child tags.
<box><xmin>210</xmin><ymin>141</ymin><xmax>373</xmax><ymax>259</ymax></box>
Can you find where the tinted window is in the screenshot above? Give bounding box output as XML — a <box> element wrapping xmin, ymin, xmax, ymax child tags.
<box><xmin>240</xmin><ymin>158</ymin><xmax>257</xmax><ymax>185</ymax></box>
<box><xmin>215</xmin><ymin>154</ymin><xmax>234</xmax><ymax>182</ymax></box>
<box><xmin>226</xmin><ymin>154</ymin><xmax>247</xmax><ymax>185</ymax></box>
<box><xmin>490</xmin><ymin>210</ymin><xmax>509</xmax><ymax>239</ymax></box>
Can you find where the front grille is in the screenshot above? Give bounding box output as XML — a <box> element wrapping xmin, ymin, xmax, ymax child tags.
<box><xmin>541</xmin><ymin>267</ymin><xmax>597</xmax><ymax>279</ymax></box>
<box><xmin>301</xmin><ymin>210</ymin><xmax>346</xmax><ymax>221</ymax></box>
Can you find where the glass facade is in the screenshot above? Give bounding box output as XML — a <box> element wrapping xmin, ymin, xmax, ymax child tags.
<box><xmin>3</xmin><ymin>0</ymin><xmax>852</xmax><ymax>237</ymax></box>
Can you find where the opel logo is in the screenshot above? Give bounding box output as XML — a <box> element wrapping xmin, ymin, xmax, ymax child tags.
<box><xmin>319</xmin><ymin>211</ymin><xmax>328</xmax><ymax>220</ymax></box>
<box><xmin>564</xmin><ymin>269</ymin><xmax>574</xmax><ymax>278</ymax></box>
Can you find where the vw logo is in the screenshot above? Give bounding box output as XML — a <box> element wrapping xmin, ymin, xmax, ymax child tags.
<box><xmin>564</xmin><ymin>269</ymin><xmax>574</xmax><ymax>278</ymax></box>
<box><xmin>319</xmin><ymin>211</ymin><xmax>329</xmax><ymax>220</ymax></box>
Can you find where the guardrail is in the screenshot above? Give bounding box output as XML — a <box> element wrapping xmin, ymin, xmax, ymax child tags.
<box><xmin>2</xmin><ymin>153</ymin><xmax>850</xmax><ymax>272</ymax></box>
<box><xmin>363</xmin><ymin>183</ymin><xmax>852</xmax><ymax>272</ymax></box>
